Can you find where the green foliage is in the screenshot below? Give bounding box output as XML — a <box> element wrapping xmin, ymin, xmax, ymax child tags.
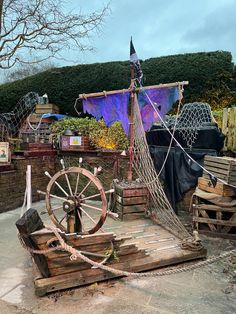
<box><xmin>51</xmin><ymin>117</ymin><xmax>96</xmax><ymax>135</ymax></box>
<box><xmin>0</xmin><ymin>51</ymin><xmax>235</xmax><ymax>114</ymax></box>
<box><xmin>52</xmin><ymin>117</ymin><xmax>128</xmax><ymax>150</ymax></box>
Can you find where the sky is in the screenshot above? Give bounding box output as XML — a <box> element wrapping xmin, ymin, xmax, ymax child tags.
<box><xmin>62</xmin><ymin>0</ymin><xmax>236</xmax><ymax>66</ymax></box>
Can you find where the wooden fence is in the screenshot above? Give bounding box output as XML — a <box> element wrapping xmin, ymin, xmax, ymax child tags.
<box><xmin>222</xmin><ymin>107</ymin><xmax>236</xmax><ymax>152</ymax></box>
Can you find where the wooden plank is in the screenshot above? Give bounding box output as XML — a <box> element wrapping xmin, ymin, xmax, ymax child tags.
<box><xmin>203</xmin><ymin>171</ymin><xmax>236</xmax><ymax>185</ymax></box>
<box><xmin>198</xmin><ymin>209</ymin><xmax>216</xmax><ymax>231</ymax></box>
<box><xmin>116</xmin><ymin>195</ymin><xmax>147</xmax><ymax>205</ymax></box>
<box><xmin>116</xmin><ymin>202</ymin><xmax>145</xmax><ymax>214</ymax></box>
<box><xmin>204</xmin><ymin>155</ymin><xmax>236</xmax><ymax>166</ymax></box>
<box><xmin>194</xmin><ymin>204</ymin><xmax>236</xmax><ymax>213</ymax></box>
<box><xmin>193</xmin><ymin>216</ymin><xmax>236</xmax><ymax>227</ymax></box>
<box><xmin>79</xmin><ymin>81</ymin><xmax>189</xmax><ymax>99</ymax></box>
<box><xmin>204</xmin><ymin>160</ymin><xmax>235</xmax><ymax>171</ymax></box>
<box><xmin>34</xmin><ymin>246</ymin><xmax>205</xmax><ymax>296</ymax></box>
<box><xmin>115</xmin><ymin>187</ymin><xmax>148</xmax><ymax>198</ymax></box>
<box><xmin>198</xmin><ymin>177</ymin><xmax>236</xmax><ymax>196</ymax></box>
<box><xmin>31</xmin><ymin>229</ymin><xmax>115</xmax><ymax>246</ymax></box>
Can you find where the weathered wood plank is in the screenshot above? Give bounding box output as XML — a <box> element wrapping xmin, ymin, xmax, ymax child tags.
<box><xmin>193</xmin><ymin>216</ymin><xmax>236</xmax><ymax>227</ymax></box>
<box><xmin>198</xmin><ymin>177</ymin><xmax>236</xmax><ymax>196</ymax></box>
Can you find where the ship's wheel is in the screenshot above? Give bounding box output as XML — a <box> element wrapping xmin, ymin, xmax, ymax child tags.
<box><xmin>44</xmin><ymin>160</ymin><xmax>112</xmax><ymax>235</ymax></box>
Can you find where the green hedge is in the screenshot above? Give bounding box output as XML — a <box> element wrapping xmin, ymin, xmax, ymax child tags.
<box><xmin>0</xmin><ymin>51</ymin><xmax>235</xmax><ymax>115</ymax></box>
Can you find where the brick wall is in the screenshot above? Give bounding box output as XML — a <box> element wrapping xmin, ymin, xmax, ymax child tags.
<box><xmin>0</xmin><ymin>156</ymin><xmax>57</xmax><ymax>213</ymax></box>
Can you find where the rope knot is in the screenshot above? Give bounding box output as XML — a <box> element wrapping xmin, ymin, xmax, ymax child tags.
<box><xmin>70</xmin><ymin>254</ymin><xmax>78</xmax><ymax>261</ymax></box>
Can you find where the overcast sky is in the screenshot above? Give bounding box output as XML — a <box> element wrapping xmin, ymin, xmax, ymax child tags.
<box><xmin>63</xmin><ymin>0</ymin><xmax>236</xmax><ymax>66</ymax></box>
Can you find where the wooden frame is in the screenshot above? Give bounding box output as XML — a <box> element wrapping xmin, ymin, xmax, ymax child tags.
<box><xmin>0</xmin><ymin>142</ymin><xmax>10</xmax><ymax>163</ymax></box>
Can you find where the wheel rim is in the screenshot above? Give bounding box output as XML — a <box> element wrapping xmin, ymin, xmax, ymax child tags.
<box><xmin>45</xmin><ymin>167</ymin><xmax>107</xmax><ymax>234</ymax></box>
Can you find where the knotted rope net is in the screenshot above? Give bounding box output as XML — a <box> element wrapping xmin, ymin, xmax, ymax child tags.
<box><xmin>0</xmin><ymin>92</ymin><xmax>39</xmax><ymax>140</ymax></box>
<box><xmin>132</xmin><ymin>93</ymin><xmax>191</xmax><ymax>240</ymax></box>
<box><xmin>165</xmin><ymin>102</ymin><xmax>214</xmax><ymax>149</ymax></box>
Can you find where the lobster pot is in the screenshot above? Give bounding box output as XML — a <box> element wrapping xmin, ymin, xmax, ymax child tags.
<box><xmin>114</xmin><ymin>182</ymin><xmax>149</xmax><ymax>220</ymax></box>
<box><xmin>203</xmin><ymin>155</ymin><xmax>236</xmax><ymax>185</ymax></box>
<box><xmin>60</xmin><ymin>135</ymin><xmax>91</xmax><ymax>151</ymax></box>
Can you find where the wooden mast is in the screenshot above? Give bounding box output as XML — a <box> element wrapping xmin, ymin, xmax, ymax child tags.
<box><xmin>127</xmin><ymin>65</ymin><xmax>135</xmax><ymax>183</ymax></box>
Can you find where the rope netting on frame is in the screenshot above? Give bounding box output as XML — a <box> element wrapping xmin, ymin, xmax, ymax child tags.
<box><xmin>132</xmin><ymin>91</ymin><xmax>191</xmax><ymax>240</ymax></box>
<box><xmin>0</xmin><ymin>92</ymin><xmax>39</xmax><ymax>140</ymax></box>
<box><xmin>165</xmin><ymin>102</ymin><xmax>215</xmax><ymax>149</ymax></box>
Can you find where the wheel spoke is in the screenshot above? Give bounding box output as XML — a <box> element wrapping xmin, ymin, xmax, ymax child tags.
<box><xmin>80</xmin><ymin>189</ymin><xmax>114</xmax><ymax>201</ymax></box>
<box><xmin>59</xmin><ymin>213</ymin><xmax>67</xmax><ymax>224</ymax></box>
<box><xmin>80</xmin><ymin>207</ymin><xmax>105</xmax><ymax>233</ymax></box>
<box><xmin>78</xmin><ymin>179</ymin><xmax>92</xmax><ymax>197</ymax></box>
<box><xmin>74</xmin><ymin>173</ymin><xmax>80</xmax><ymax>195</ymax></box>
<box><xmin>81</xmin><ymin>202</ymin><xmax>104</xmax><ymax>213</ymax></box>
<box><xmin>54</xmin><ymin>179</ymin><xmax>69</xmax><ymax>197</ymax></box>
<box><xmin>64</xmin><ymin>173</ymin><xmax>73</xmax><ymax>196</ymax></box>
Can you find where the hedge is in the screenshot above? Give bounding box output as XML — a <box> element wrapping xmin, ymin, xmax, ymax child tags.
<box><xmin>0</xmin><ymin>51</ymin><xmax>235</xmax><ymax>115</ymax></box>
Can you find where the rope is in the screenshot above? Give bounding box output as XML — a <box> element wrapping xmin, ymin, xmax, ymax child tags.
<box><xmin>19</xmin><ymin>226</ymin><xmax>236</xmax><ymax>278</ymax></box>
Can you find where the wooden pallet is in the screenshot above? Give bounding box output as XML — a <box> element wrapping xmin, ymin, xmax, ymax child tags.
<box><xmin>114</xmin><ymin>181</ymin><xmax>149</xmax><ymax>220</ymax></box>
<box><xmin>203</xmin><ymin>155</ymin><xmax>236</xmax><ymax>185</ymax></box>
<box><xmin>192</xmin><ymin>196</ymin><xmax>236</xmax><ymax>239</ymax></box>
<box><xmin>35</xmin><ymin>104</ymin><xmax>59</xmax><ymax>114</ymax></box>
<box><xmin>198</xmin><ymin>177</ymin><xmax>236</xmax><ymax>196</ymax></box>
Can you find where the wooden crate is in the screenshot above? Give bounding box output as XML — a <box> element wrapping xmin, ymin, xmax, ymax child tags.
<box><xmin>192</xmin><ymin>196</ymin><xmax>236</xmax><ymax>239</ymax></box>
<box><xmin>198</xmin><ymin>177</ymin><xmax>236</xmax><ymax>196</ymax></box>
<box><xmin>114</xmin><ymin>182</ymin><xmax>149</xmax><ymax>220</ymax></box>
<box><xmin>203</xmin><ymin>155</ymin><xmax>236</xmax><ymax>185</ymax></box>
<box><xmin>35</xmin><ymin>104</ymin><xmax>59</xmax><ymax>114</ymax></box>
<box><xmin>61</xmin><ymin>135</ymin><xmax>91</xmax><ymax>151</ymax></box>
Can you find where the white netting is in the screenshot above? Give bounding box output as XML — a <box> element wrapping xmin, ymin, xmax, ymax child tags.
<box><xmin>132</xmin><ymin>93</ymin><xmax>191</xmax><ymax>240</ymax></box>
<box><xmin>0</xmin><ymin>92</ymin><xmax>39</xmax><ymax>140</ymax></box>
<box><xmin>165</xmin><ymin>102</ymin><xmax>214</xmax><ymax>149</ymax></box>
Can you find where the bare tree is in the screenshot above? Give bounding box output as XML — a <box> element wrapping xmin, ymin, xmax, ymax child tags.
<box><xmin>0</xmin><ymin>0</ymin><xmax>109</xmax><ymax>69</ymax></box>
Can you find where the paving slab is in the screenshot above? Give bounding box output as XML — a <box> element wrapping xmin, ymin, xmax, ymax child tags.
<box><xmin>0</xmin><ymin>202</ymin><xmax>235</xmax><ymax>314</ymax></box>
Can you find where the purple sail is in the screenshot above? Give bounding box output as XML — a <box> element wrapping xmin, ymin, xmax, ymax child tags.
<box><xmin>83</xmin><ymin>92</ymin><xmax>130</xmax><ymax>135</ymax></box>
<box><xmin>138</xmin><ymin>86</ymin><xmax>180</xmax><ymax>131</ymax></box>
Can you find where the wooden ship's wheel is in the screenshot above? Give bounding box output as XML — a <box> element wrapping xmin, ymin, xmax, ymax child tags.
<box><xmin>44</xmin><ymin>160</ymin><xmax>113</xmax><ymax>235</ymax></box>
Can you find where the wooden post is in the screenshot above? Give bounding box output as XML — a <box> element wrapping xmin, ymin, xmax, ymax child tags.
<box><xmin>127</xmin><ymin>67</ymin><xmax>135</xmax><ymax>183</ymax></box>
<box><xmin>26</xmin><ymin>165</ymin><xmax>32</xmax><ymax>210</ymax></box>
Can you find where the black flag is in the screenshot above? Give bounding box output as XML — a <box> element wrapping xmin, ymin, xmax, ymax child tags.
<box><xmin>130</xmin><ymin>38</ymin><xmax>143</xmax><ymax>83</ymax></box>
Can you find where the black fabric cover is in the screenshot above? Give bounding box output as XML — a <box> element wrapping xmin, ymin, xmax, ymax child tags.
<box><xmin>149</xmin><ymin>146</ymin><xmax>217</xmax><ymax>212</ymax></box>
<box><xmin>146</xmin><ymin>126</ymin><xmax>225</xmax><ymax>152</ymax></box>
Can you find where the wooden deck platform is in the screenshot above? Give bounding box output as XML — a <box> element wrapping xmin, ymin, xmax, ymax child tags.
<box><xmin>31</xmin><ymin>216</ymin><xmax>206</xmax><ymax>296</ymax></box>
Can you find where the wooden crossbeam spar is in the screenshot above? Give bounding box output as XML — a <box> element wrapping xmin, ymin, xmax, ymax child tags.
<box><xmin>79</xmin><ymin>81</ymin><xmax>189</xmax><ymax>99</ymax></box>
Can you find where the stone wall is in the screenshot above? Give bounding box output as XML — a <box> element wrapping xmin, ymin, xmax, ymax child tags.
<box><xmin>0</xmin><ymin>156</ymin><xmax>57</xmax><ymax>213</ymax></box>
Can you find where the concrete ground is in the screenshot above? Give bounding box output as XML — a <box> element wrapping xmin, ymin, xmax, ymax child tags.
<box><xmin>0</xmin><ymin>201</ymin><xmax>235</xmax><ymax>314</ymax></box>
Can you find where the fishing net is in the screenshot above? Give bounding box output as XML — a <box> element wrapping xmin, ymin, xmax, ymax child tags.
<box><xmin>132</xmin><ymin>94</ymin><xmax>190</xmax><ymax>239</ymax></box>
<box><xmin>0</xmin><ymin>92</ymin><xmax>39</xmax><ymax>140</ymax></box>
<box><xmin>165</xmin><ymin>102</ymin><xmax>214</xmax><ymax>149</ymax></box>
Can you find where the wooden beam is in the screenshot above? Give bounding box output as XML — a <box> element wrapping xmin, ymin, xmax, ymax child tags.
<box><xmin>79</xmin><ymin>81</ymin><xmax>189</xmax><ymax>99</ymax></box>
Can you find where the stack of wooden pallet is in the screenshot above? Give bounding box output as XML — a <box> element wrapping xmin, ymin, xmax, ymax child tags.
<box><xmin>192</xmin><ymin>155</ymin><xmax>236</xmax><ymax>239</ymax></box>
